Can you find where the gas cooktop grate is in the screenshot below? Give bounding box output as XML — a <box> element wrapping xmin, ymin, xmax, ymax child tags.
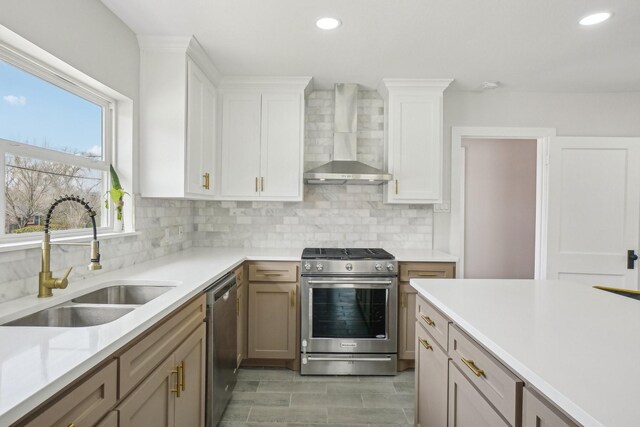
<box><xmin>301</xmin><ymin>248</ymin><xmax>394</xmax><ymax>260</ymax></box>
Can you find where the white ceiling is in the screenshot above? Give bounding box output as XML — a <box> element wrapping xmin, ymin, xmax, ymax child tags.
<box><xmin>100</xmin><ymin>0</ymin><xmax>640</xmax><ymax>92</ymax></box>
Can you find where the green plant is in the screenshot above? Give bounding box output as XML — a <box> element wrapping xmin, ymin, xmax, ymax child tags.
<box><xmin>105</xmin><ymin>164</ymin><xmax>129</xmax><ymax>221</ymax></box>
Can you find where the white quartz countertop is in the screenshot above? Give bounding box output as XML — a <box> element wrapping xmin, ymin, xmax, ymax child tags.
<box><xmin>0</xmin><ymin>247</ymin><xmax>301</xmax><ymax>425</ymax></box>
<box><xmin>410</xmin><ymin>279</ymin><xmax>640</xmax><ymax>427</ymax></box>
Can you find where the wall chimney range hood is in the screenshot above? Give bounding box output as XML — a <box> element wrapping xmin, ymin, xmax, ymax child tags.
<box><xmin>304</xmin><ymin>83</ymin><xmax>392</xmax><ymax>185</ymax></box>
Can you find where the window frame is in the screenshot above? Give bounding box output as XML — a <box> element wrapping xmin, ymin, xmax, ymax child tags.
<box><xmin>0</xmin><ymin>43</ymin><xmax>116</xmax><ymax>243</ymax></box>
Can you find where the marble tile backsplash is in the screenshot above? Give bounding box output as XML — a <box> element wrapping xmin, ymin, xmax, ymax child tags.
<box><xmin>0</xmin><ymin>196</ymin><xmax>194</xmax><ymax>303</ymax></box>
<box><xmin>192</xmin><ymin>90</ymin><xmax>434</xmax><ymax>250</ymax></box>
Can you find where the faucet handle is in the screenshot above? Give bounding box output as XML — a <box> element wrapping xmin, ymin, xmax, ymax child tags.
<box><xmin>56</xmin><ymin>267</ymin><xmax>73</xmax><ymax>289</ymax></box>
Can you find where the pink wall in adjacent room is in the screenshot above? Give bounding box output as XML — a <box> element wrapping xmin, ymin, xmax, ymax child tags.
<box><xmin>462</xmin><ymin>138</ymin><xmax>537</xmax><ymax>279</ymax></box>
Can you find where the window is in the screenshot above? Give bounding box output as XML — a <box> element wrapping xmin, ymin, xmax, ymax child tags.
<box><xmin>0</xmin><ymin>46</ymin><xmax>114</xmax><ymax>241</ymax></box>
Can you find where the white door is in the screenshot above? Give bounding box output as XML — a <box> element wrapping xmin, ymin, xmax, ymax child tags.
<box><xmin>259</xmin><ymin>93</ymin><xmax>302</xmax><ymax>199</ymax></box>
<box><xmin>546</xmin><ymin>137</ymin><xmax>640</xmax><ymax>289</ymax></box>
<box><xmin>220</xmin><ymin>92</ymin><xmax>262</xmax><ymax>198</ymax></box>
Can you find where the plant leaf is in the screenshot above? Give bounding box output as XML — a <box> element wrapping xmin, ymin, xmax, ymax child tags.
<box><xmin>110</xmin><ymin>164</ymin><xmax>122</xmax><ymax>190</ymax></box>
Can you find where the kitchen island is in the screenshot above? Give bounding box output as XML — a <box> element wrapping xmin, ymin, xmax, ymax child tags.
<box><xmin>410</xmin><ymin>278</ymin><xmax>640</xmax><ymax>427</ymax></box>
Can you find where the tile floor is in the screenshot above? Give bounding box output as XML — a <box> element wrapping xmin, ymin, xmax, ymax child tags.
<box><xmin>219</xmin><ymin>367</ymin><xmax>415</xmax><ymax>427</ymax></box>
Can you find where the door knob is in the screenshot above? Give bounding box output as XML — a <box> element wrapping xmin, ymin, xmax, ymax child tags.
<box><xmin>628</xmin><ymin>250</ymin><xmax>638</xmax><ymax>269</ymax></box>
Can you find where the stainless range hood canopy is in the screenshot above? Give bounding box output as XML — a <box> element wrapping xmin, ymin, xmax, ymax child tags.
<box><xmin>304</xmin><ymin>83</ymin><xmax>392</xmax><ymax>185</ymax></box>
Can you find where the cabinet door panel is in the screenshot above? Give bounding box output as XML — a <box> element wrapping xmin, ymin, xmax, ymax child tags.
<box><xmin>117</xmin><ymin>356</ymin><xmax>176</xmax><ymax>427</ymax></box>
<box><xmin>416</xmin><ymin>324</ymin><xmax>448</xmax><ymax>427</ymax></box>
<box><xmin>260</xmin><ymin>93</ymin><xmax>302</xmax><ymax>199</ymax></box>
<box><xmin>175</xmin><ymin>323</ymin><xmax>206</xmax><ymax>427</ymax></box>
<box><xmin>398</xmin><ymin>284</ymin><xmax>417</xmax><ymax>360</ymax></box>
<box><xmin>523</xmin><ymin>388</ymin><xmax>578</xmax><ymax>427</ymax></box>
<box><xmin>221</xmin><ymin>92</ymin><xmax>262</xmax><ymax>197</ymax></box>
<box><xmin>448</xmin><ymin>362</ymin><xmax>509</xmax><ymax>427</ymax></box>
<box><xmin>248</xmin><ymin>282</ymin><xmax>296</xmax><ymax>359</ymax></box>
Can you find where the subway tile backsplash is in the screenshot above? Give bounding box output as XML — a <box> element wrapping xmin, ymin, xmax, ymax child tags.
<box><xmin>0</xmin><ymin>90</ymin><xmax>432</xmax><ymax>303</ymax></box>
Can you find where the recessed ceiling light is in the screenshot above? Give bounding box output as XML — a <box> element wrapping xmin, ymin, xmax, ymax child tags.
<box><xmin>579</xmin><ymin>12</ymin><xmax>612</xmax><ymax>26</ymax></box>
<box><xmin>316</xmin><ymin>17</ymin><xmax>341</xmax><ymax>30</ymax></box>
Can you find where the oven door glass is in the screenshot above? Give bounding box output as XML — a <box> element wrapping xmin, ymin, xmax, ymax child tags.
<box><xmin>311</xmin><ymin>287</ymin><xmax>388</xmax><ymax>339</ymax></box>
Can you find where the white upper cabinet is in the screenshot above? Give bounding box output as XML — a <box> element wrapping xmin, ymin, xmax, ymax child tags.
<box><xmin>378</xmin><ymin>79</ymin><xmax>452</xmax><ymax>204</ymax></box>
<box><xmin>138</xmin><ymin>36</ymin><xmax>220</xmax><ymax>199</ymax></box>
<box><xmin>218</xmin><ymin>77</ymin><xmax>311</xmax><ymax>201</ymax></box>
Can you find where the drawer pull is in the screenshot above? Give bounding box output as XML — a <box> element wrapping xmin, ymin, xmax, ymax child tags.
<box><xmin>415</xmin><ymin>272</ymin><xmax>440</xmax><ymax>277</ymax></box>
<box><xmin>420</xmin><ymin>314</ymin><xmax>436</xmax><ymax>326</ymax></box>
<box><xmin>418</xmin><ymin>338</ymin><xmax>433</xmax><ymax>351</ymax></box>
<box><xmin>171</xmin><ymin>366</ymin><xmax>181</xmax><ymax>397</ymax></box>
<box><xmin>461</xmin><ymin>357</ymin><xmax>485</xmax><ymax>377</ymax></box>
<box><xmin>68</xmin><ymin>424</ymin><xmax>75</xmax><ymax>427</ymax></box>
<box><xmin>180</xmin><ymin>361</ymin><xmax>185</xmax><ymax>391</ymax></box>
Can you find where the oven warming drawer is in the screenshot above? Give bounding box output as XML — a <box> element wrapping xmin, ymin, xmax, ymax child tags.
<box><xmin>301</xmin><ymin>353</ymin><xmax>397</xmax><ymax>376</ymax></box>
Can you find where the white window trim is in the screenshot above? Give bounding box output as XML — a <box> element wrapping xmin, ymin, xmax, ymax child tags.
<box><xmin>0</xmin><ymin>26</ymin><xmax>135</xmax><ymax>248</ymax></box>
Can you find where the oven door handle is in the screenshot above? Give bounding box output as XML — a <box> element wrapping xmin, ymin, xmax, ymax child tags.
<box><xmin>307</xmin><ymin>280</ymin><xmax>393</xmax><ymax>286</ymax></box>
<box><xmin>306</xmin><ymin>356</ymin><xmax>392</xmax><ymax>362</ymax></box>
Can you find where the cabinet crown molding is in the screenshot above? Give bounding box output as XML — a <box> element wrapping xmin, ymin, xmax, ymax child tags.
<box><xmin>377</xmin><ymin>78</ymin><xmax>454</xmax><ymax>98</ymax></box>
<box><xmin>220</xmin><ymin>76</ymin><xmax>313</xmax><ymax>93</ymax></box>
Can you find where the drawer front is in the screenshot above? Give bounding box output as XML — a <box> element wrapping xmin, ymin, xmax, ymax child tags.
<box><xmin>234</xmin><ymin>264</ymin><xmax>245</xmax><ymax>285</ymax></box>
<box><xmin>248</xmin><ymin>262</ymin><xmax>298</xmax><ymax>282</ymax></box>
<box><xmin>119</xmin><ymin>295</ymin><xmax>206</xmax><ymax>396</ymax></box>
<box><xmin>25</xmin><ymin>360</ymin><xmax>117</xmax><ymax>427</ymax></box>
<box><xmin>416</xmin><ymin>295</ymin><xmax>450</xmax><ymax>350</ymax></box>
<box><xmin>449</xmin><ymin>325</ymin><xmax>523</xmax><ymax>426</ymax></box>
<box><xmin>400</xmin><ymin>262</ymin><xmax>455</xmax><ymax>281</ymax></box>
<box><xmin>523</xmin><ymin>388</ymin><xmax>578</xmax><ymax>427</ymax></box>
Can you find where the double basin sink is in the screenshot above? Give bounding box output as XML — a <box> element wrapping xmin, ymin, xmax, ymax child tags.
<box><xmin>3</xmin><ymin>281</ymin><xmax>178</xmax><ymax>328</ymax></box>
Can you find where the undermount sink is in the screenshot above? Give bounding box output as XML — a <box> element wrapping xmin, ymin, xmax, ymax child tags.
<box><xmin>594</xmin><ymin>286</ymin><xmax>640</xmax><ymax>301</ymax></box>
<box><xmin>72</xmin><ymin>285</ymin><xmax>174</xmax><ymax>305</ymax></box>
<box><xmin>2</xmin><ymin>281</ymin><xmax>179</xmax><ymax>327</ymax></box>
<box><xmin>3</xmin><ymin>305</ymin><xmax>135</xmax><ymax>327</ymax></box>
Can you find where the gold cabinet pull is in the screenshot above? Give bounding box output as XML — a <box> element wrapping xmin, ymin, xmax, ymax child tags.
<box><xmin>290</xmin><ymin>289</ymin><xmax>295</xmax><ymax>307</ymax></box>
<box><xmin>180</xmin><ymin>361</ymin><xmax>185</xmax><ymax>391</ymax></box>
<box><xmin>395</xmin><ymin>179</ymin><xmax>398</xmax><ymax>194</ymax></box>
<box><xmin>255</xmin><ymin>177</ymin><xmax>258</xmax><ymax>192</ymax></box>
<box><xmin>461</xmin><ymin>357</ymin><xmax>485</xmax><ymax>377</ymax></box>
<box><xmin>261</xmin><ymin>177</ymin><xmax>264</xmax><ymax>192</ymax></box>
<box><xmin>419</xmin><ymin>338</ymin><xmax>433</xmax><ymax>351</ymax></box>
<box><xmin>202</xmin><ymin>172</ymin><xmax>210</xmax><ymax>189</ymax></box>
<box><xmin>68</xmin><ymin>424</ymin><xmax>75</xmax><ymax>427</ymax></box>
<box><xmin>415</xmin><ymin>272</ymin><xmax>439</xmax><ymax>277</ymax></box>
<box><xmin>260</xmin><ymin>270</ymin><xmax>285</xmax><ymax>276</ymax></box>
<box><xmin>171</xmin><ymin>366</ymin><xmax>181</xmax><ymax>397</ymax></box>
<box><xmin>420</xmin><ymin>314</ymin><xmax>435</xmax><ymax>327</ymax></box>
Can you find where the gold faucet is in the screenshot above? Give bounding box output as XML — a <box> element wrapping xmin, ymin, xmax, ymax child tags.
<box><xmin>38</xmin><ymin>195</ymin><xmax>102</xmax><ymax>298</ymax></box>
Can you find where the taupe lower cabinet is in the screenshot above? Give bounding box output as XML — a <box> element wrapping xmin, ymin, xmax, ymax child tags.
<box><xmin>523</xmin><ymin>388</ymin><xmax>578</xmax><ymax>427</ymax></box>
<box><xmin>17</xmin><ymin>295</ymin><xmax>206</xmax><ymax>427</ymax></box>
<box><xmin>118</xmin><ymin>323</ymin><xmax>206</xmax><ymax>427</ymax></box>
<box><xmin>416</xmin><ymin>323</ymin><xmax>448</xmax><ymax>427</ymax></box>
<box><xmin>448</xmin><ymin>362</ymin><xmax>510</xmax><ymax>427</ymax></box>
<box><xmin>247</xmin><ymin>262</ymin><xmax>299</xmax><ymax>360</ymax></box>
<box><xmin>398</xmin><ymin>262</ymin><xmax>455</xmax><ymax>361</ymax></box>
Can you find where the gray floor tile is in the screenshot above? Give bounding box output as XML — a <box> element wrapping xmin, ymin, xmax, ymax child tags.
<box><xmin>362</xmin><ymin>393</ymin><xmax>414</xmax><ymax>409</ymax></box>
<box><xmin>393</xmin><ymin>370</ymin><xmax>415</xmax><ymax>383</ymax></box>
<box><xmin>258</xmin><ymin>381</ymin><xmax>328</xmax><ymax>393</ymax></box>
<box><xmin>357</xmin><ymin>375</ymin><xmax>396</xmax><ymax>382</ymax></box>
<box><xmin>221</xmin><ymin>405</ymin><xmax>251</xmax><ymax>422</ymax></box>
<box><xmin>327</xmin><ymin>408</ymin><xmax>407</xmax><ymax>425</ymax></box>
<box><xmin>326</xmin><ymin>382</ymin><xmax>397</xmax><ymax>394</ymax></box>
<box><xmin>288</xmin><ymin>424</ymin><xmax>364</xmax><ymax>427</ymax></box>
<box><xmin>249</xmin><ymin>407</ymin><xmax>328</xmax><ymax>423</ymax></box>
<box><xmin>392</xmin><ymin>382</ymin><xmax>414</xmax><ymax>394</ymax></box>
<box><xmin>293</xmin><ymin>374</ymin><xmax>360</xmax><ymax>382</ymax></box>
<box><xmin>231</xmin><ymin>391</ymin><xmax>291</xmax><ymax>407</ymax></box>
<box><xmin>291</xmin><ymin>393</ymin><xmax>363</xmax><ymax>408</ymax></box>
<box><xmin>234</xmin><ymin>380</ymin><xmax>260</xmax><ymax>392</ymax></box>
<box><xmin>403</xmin><ymin>408</ymin><xmax>415</xmax><ymax>424</ymax></box>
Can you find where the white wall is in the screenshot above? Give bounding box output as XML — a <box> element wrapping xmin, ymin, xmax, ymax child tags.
<box><xmin>1</xmin><ymin>0</ymin><xmax>139</xmax><ymax>99</ymax></box>
<box><xmin>434</xmin><ymin>90</ymin><xmax>640</xmax><ymax>251</ymax></box>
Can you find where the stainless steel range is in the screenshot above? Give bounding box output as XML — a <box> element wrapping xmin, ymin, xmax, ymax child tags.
<box><xmin>300</xmin><ymin>248</ymin><xmax>398</xmax><ymax>375</ymax></box>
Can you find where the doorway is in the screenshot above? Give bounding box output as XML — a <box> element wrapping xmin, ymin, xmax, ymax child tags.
<box><xmin>450</xmin><ymin>127</ymin><xmax>556</xmax><ymax>279</ymax></box>
<box><xmin>462</xmin><ymin>138</ymin><xmax>537</xmax><ymax>279</ymax></box>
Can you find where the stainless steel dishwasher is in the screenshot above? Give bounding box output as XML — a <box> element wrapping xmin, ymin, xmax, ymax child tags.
<box><xmin>205</xmin><ymin>272</ymin><xmax>237</xmax><ymax>427</ymax></box>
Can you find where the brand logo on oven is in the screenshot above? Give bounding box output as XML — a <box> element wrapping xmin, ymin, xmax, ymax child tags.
<box><xmin>340</xmin><ymin>342</ymin><xmax>357</xmax><ymax>348</ymax></box>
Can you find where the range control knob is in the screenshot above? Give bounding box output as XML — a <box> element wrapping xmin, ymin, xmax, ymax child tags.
<box><xmin>304</xmin><ymin>262</ymin><xmax>311</xmax><ymax>271</ymax></box>
<box><xmin>345</xmin><ymin>263</ymin><xmax>353</xmax><ymax>271</ymax></box>
<box><xmin>387</xmin><ymin>263</ymin><xmax>395</xmax><ymax>272</ymax></box>
<box><xmin>375</xmin><ymin>263</ymin><xmax>383</xmax><ymax>271</ymax></box>
<box><xmin>316</xmin><ymin>263</ymin><xmax>324</xmax><ymax>271</ymax></box>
